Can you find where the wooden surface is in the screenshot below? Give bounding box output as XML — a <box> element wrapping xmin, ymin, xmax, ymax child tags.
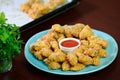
<box><xmin>0</xmin><ymin>0</ymin><xmax>120</xmax><ymax>80</ymax></box>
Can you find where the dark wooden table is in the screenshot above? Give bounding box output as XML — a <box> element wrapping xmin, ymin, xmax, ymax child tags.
<box><xmin>0</xmin><ymin>0</ymin><xmax>120</xmax><ymax>80</ymax></box>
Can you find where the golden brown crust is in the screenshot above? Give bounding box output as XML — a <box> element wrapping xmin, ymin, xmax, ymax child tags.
<box><xmin>29</xmin><ymin>23</ymin><xmax>108</xmax><ymax>71</ymax></box>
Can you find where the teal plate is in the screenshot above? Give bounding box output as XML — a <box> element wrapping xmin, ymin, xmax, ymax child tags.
<box><xmin>24</xmin><ymin>29</ymin><xmax>118</xmax><ymax>75</ymax></box>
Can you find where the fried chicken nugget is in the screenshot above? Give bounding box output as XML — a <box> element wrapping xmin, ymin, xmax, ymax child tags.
<box><xmin>84</xmin><ymin>48</ymin><xmax>99</xmax><ymax>57</ymax></box>
<box><xmin>28</xmin><ymin>2</ymin><xmax>43</xmax><ymax>19</ymax></box>
<box><xmin>48</xmin><ymin>49</ymin><xmax>66</xmax><ymax>62</ymax></box>
<box><xmin>81</xmin><ymin>40</ymin><xmax>89</xmax><ymax>46</ymax></box>
<box><xmin>70</xmin><ymin>63</ymin><xmax>85</xmax><ymax>71</ymax></box>
<box><xmin>47</xmin><ymin>30</ymin><xmax>59</xmax><ymax>40</ymax></box>
<box><xmin>92</xmin><ymin>57</ymin><xmax>100</xmax><ymax>66</ymax></box>
<box><xmin>44</xmin><ymin>1</ymin><xmax>57</xmax><ymax>11</ymax></box>
<box><xmin>89</xmin><ymin>42</ymin><xmax>102</xmax><ymax>50</ymax></box>
<box><xmin>88</xmin><ymin>35</ymin><xmax>108</xmax><ymax>49</ymax></box>
<box><xmin>64</xmin><ymin>25</ymin><xmax>73</xmax><ymax>38</ymax></box>
<box><xmin>44</xmin><ymin>58</ymin><xmax>51</xmax><ymax>64</ymax></box>
<box><xmin>48</xmin><ymin>62</ymin><xmax>61</xmax><ymax>69</ymax></box>
<box><xmin>40</xmin><ymin>48</ymin><xmax>53</xmax><ymax>58</ymax></box>
<box><xmin>52</xmin><ymin>24</ymin><xmax>64</xmax><ymax>33</ymax></box>
<box><xmin>77</xmin><ymin>54</ymin><xmax>93</xmax><ymax>65</ymax></box>
<box><xmin>21</xmin><ymin>0</ymin><xmax>66</xmax><ymax>19</ymax></box>
<box><xmin>30</xmin><ymin>43</ymin><xmax>37</xmax><ymax>53</ymax></box>
<box><xmin>50</xmin><ymin>40</ymin><xmax>59</xmax><ymax>51</ymax></box>
<box><xmin>28</xmin><ymin>1</ymin><xmax>49</xmax><ymax>19</ymax></box>
<box><xmin>34</xmin><ymin>51</ymin><xmax>43</xmax><ymax>60</ymax></box>
<box><xmin>87</xmin><ymin>35</ymin><xmax>98</xmax><ymax>41</ymax></box>
<box><xmin>62</xmin><ymin>61</ymin><xmax>70</xmax><ymax>71</ymax></box>
<box><xmin>97</xmin><ymin>38</ymin><xmax>108</xmax><ymax>49</ymax></box>
<box><xmin>20</xmin><ymin>2</ymin><xmax>31</xmax><ymax>13</ymax></box>
<box><xmin>32</xmin><ymin>48</ymin><xmax>52</xmax><ymax>60</ymax></box>
<box><xmin>73</xmin><ymin>47</ymin><xmax>83</xmax><ymax>55</ymax></box>
<box><xmin>39</xmin><ymin>35</ymin><xmax>50</xmax><ymax>42</ymax></box>
<box><xmin>36</xmin><ymin>40</ymin><xmax>50</xmax><ymax>49</ymax></box>
<box><xmin>29</xmin><ymin>23</ymin><xmax>109</xmax><ymax>71</ymax></box>
<box><xmin>57</xmin><ymin>33</ymin><xmax>65</xmax><ymax>42</ymax></box>
<box><xmin>79</xmin><ymin>25</ymin><xmax>94</xmax><ymax>40</ymax></box>
<box><xmin>67</xmin><ymin>52</ymin><xmax>78</xmax><ymax>66</ymax></box>
<box><xmin>74</xmin><ymin>45</ymin><xmax>88</xmax><ymax>55</ymax></box>
<box><xmin>98</xmin><ymin>48</ymin><xmax>108</xmax><ymax>58</ymax></box>
<box><xmin>29</xmin><ymin>43</ymin><xmax>42</xmax><ymax>52</ymax></box>
<box><xmin>71</xmin><ymin>23</ymin><xmax>85</xmax><ymax>37</ymax></box>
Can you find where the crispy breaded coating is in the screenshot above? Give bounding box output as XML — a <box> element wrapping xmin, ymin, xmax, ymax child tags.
<box><xmin>98</xmin><ymin>48</ymin><xmax>108</xmax><ymax>58</ymax></box>
<box><xmin>48</xmin><ymin>49</ymin><xmax>66</xmax><ymax>62</ymax></box>
<box><xmin>50</xmin><ymin>0</ymin><xmax>66</xmax><ymax>5</ymax></box>
<box><xmin>21</xmin><ymin>0</ymin><xmax>66</xmax><ymax>19</ymax></box>
<box><xmin>62</xmin><ymin>61</ymin><xmax>70</xmax><ymax>71</ymax></box>
<box><xmin>71</xmin><ymin>23</ymin><xmax>85</xmax><ymax>37</ymax></box>
<box><xmin>28</xmin><ymin>8</ymin><xmax>42</xmax><ymax>19</ymax></box>
<box><xmin>47</xmin><ymin>30</ymin><xmax>59</xmax><ymax>40</ymax></box>
<box><xmin>89</xmin><ymin>42</ymin><xmax>102</xmax><ymax>50</ymax></box>
<box><xmin>34</xmin><ymin>51</ymin><xmax>43</xmax><ymax>60</ymax></box>
<box><xmin>79</xmin><ymin>25</ymin><xmax>94</xmax><ymax>39</ymax></box>
<box><xmin>57</xmin><ymin>33</ymin><xmax>65</xmax><ymax>42</ymax></box>
<box><xmin>52</xmin><ymin>24</ymin><xmax>64</xmax><ymax>33</ymax></box>
<box><xmin>44</xmin><ymin>58</ymin><xmax>51</xmax><ymax>64</ymax></box>
<box><xmin>92</xmin><ymin>57</ymin><xmax>100</xmax><ymax>66</ymax></box>
<box><xmin>27</xmin><ymin>0</ymin><xmax>41</xmax><ymax>4</ymax></box>
<box><xmin>70</xmin><ymin>63</ymin><xmax>85</xmax><ymax>71</ymax></box>
<box><xmin>20</xmin><ymin>2</ymin><xmax>31</xmax><ymax>13</ymax></box>
<box><xmin>77</xmin><ymin>54</ymin><xmax>93</xmax><ymax>65</ymax></box>
<box><xmin>30</xmin><ymin>43</ymin><xmax>37</xmax><ymax>53</ymax></box>
<box><xmin>67</xmin><ymin>52</ymin><xmax>78</xmax><ymax>66</ymax></box>
<box><xmin>64</xmin><ymin>25</ymin><xmax>73</xmax><ymax>38</ymax></box>
<box><xmin>97</xmin><ymin>38</ymin><xmax>108</xmax><ymax>49</ymax></box>
<box><xmin>30</xmin><ymin>43</ymin><xmax>41</xmax><ymax>51</ymax></box>
<box><xmin>48</xmin><ymin>62</ymin><xmax>61</xmax><ymax>69</ymax></box>
<box><xmin>44</xmin><ymin>1</ymin><xmax>57</xmax><ymax>10</ymax></box>
<box><xmin>84</xmin><ymin>48</ymin><xmax>99</xmax><ymax>57</ymax></box>
<box><xmin>29</xmin><ymin>23</ymin><xmax>108</xmax><ymax>71</ymax></box>
<box><xmin>81</xmin><ymin>40</ymin><xmax>89</xmax><ymax>47</ymax></box>
<box><xmin>40</xmin><ymin>48</ymin><xmax>53</xmax><ymax>58</ymax></box>
<box><xmin>37</xmin><ymin>40</ymin><xmax>50</xmax><ymax>49</ymax></box>
<box><xmin>50</xmin><ymin>40</ymin><xmax>59</xmax><ymax>51</ymax></box>
<box><xmin>88</xmin><ymin>35</ymin><xmax>108</xmax><ymax>48</ymax></box>
<box><xmin>74</xmin><ymin>45</ymin><xmax>88</xmax><ymax>55</ymax></box>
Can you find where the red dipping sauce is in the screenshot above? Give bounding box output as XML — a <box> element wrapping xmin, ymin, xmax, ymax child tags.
<box><xmin>61</xmin><ymin>40</ymin><xmax>79</xmax><ymax>47</ymax></box>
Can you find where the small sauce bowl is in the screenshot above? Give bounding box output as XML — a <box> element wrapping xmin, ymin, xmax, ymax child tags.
<box><xmin>59</xmin><ymin>38</ymin><xmax>81</xmax><ymax>53</ymax></box>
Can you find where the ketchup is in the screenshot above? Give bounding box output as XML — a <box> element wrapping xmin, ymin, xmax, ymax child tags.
<box><xmin>61</xmin><ymin>40</ymin><xmax>79</xmax><ymax>47</ymax></box>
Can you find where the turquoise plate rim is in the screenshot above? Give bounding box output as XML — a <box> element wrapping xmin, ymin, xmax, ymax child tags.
<box><xmin>24</xmin><ymin>29</ymin><xmax>118</xmax><ymax>75</ymax></box>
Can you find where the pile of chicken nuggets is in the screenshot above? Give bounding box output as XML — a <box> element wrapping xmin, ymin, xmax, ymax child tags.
<box><xmin>30</xmin><ymin>23</ymin><xmax>108</xmax><ymax>71</ymax></box>
<box><xmin>21</xmin><ymin>0</ymin><xmax>66</xmax><ymax>19</ymax></box>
